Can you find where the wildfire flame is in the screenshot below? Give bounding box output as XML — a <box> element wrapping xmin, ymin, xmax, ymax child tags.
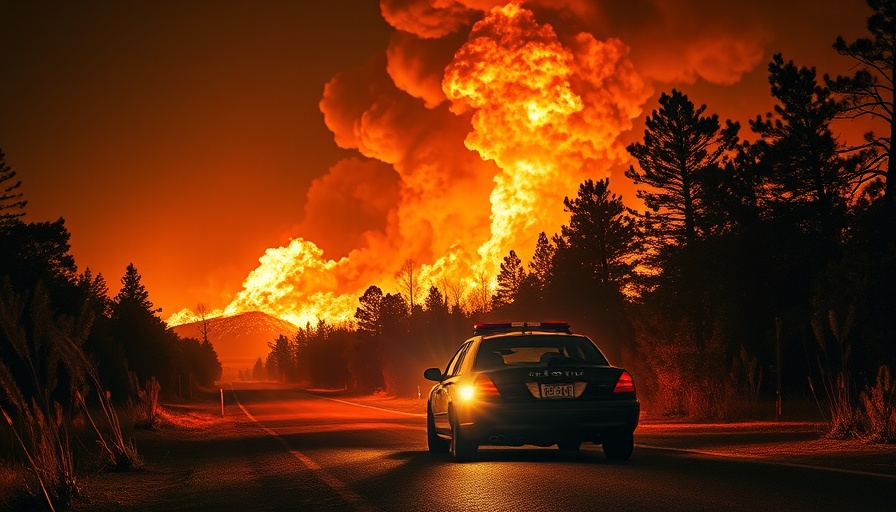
<box><xmin>166</xmin><ymin>2</ymin><xmax>650</xmax><ymax>328</ymax></box>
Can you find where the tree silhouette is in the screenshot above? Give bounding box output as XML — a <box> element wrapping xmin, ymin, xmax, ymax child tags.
<box><xmin>115</xmin><ymin>264</ymin><xmax>155</xmax><ymax>313</ymax></box>
<box><xmin>750</xmin><ymin>54</ymin><xmax>861</xmax><ymax>249</ymax></box>
<box><xmin>267</xmin><ymin>334</ymin><xmax>291</xmax><ymax>382</ymax></box>
<box><xmin>194</xmin><ymin>303</ymin><xmax>214</xmax><ymax>345</ymax></box>
<box><xmin>423</xmin><ymin>285</ymin><xmax>447</xmax><ymax>314</ymax></box>
<box><xmin>528</xmin><ymin>232</ymin><xmax>555</xmax><ymax>293</ymax></box>
<box><xmin>827</xmin><ymin>0</ymin><xmax>896</xmax><ymax>208</ymax></box>
<box><xmin>0</xmin><ymin>218</ymin><xmax>77</xmax><ymax>296</ymax></box>
<box><xmin>110</xmin><ymin>263</ymin><xmax>178</xmax><ymax>390</ymax></box>
<box><xmin>397</xmin><ymin>259</ymin><xmax>419</xmax><ymax>314</ymax></box>
<box><xmin>355</xmin><ymin>285</ymin><xmax>384</xmax><ymax>336</ymax></box>
<box><xmin>252</xmin><ymin>357</ymin><xmax>266</xmax><ymax>381</ymax></box>
<box><xmin>626</xmin><ymin>89</ymin><xmax>740</xmax><ymax>248</ymax></box>
<box><xmin>76</xmin><ymin>268</ymin><xmax>111</xmax><ymax>318</ymax></box>
<box><xmin>492</xmin><ymin>250</ymin><xmax>525</xmax><ymax>309</ymax></box>
<box><xmin>0</xmin><ymin>149</ymin><xmax>26</xmax><ymax>226</ymax></box>
<box><xmin>560</xmin><ymin>178</ymin><xmax>641</xmax><ymax>287</ymax></box>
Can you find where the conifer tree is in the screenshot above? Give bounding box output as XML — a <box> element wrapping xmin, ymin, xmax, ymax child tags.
<box><xmin>0</xmin><ymin>149</ymin><xmax>26</xmax><ymax>226</ymax></box>
<box><xmin>827</xmin><ymin>0</ymin><xmax>896</xmax><ymax>208</ymax></box>
<box><xmin>626</xmin><ymin>90</ymin><xmax>740</xmax><ymax>248</ymax></box>
<box><xmin>492</xmin><ymin>250</ymin><xmax>525</xmax><ymax>309</ymax></box>
<box><xmin>560</xmin><ymin>178</ymin><xmax>641</xmax><ymax>287</ymax></box>
<box><xmin>528</xmin><ymin>232</ymin><xmax>554</xmax><ymax>291</ymax></box>
<box><xmin>751</xmin><ymin>54</ymin><xmax>861</xmax><ymax>247</ymax></box>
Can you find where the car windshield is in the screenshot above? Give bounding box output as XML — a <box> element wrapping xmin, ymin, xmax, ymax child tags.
<box><xmin>475</xmin><ymin>335</ymin><xmax>609</xmax><ymax>370</ymax></box>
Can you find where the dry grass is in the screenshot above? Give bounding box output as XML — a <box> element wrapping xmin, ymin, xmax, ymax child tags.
<box><xmin>154</xmin><ymin>405</ymin><xmax>222</xmax><ymax>430</ymax></box>
<box><xmin>128</xmin><ymin>376</ymin><xmax>162</xmax><ymax>431</ymax></box>
<box><xmin>0</xmin><ymin>281</ymin><xmax>142</xmax><ymax>510</ymax></box>
<box><xmin>861</xmin><ymin>365</ymin><xmax>896</xmax><ymax>443</ymax></box>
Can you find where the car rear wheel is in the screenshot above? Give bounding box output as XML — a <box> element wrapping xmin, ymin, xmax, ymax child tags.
<box><xmin>450</xmin><ymin>411</ymin><xmax>478</xmax><ymax>462</ymax></box>
<box><xmin>427</xmin><ymin>403</ymin><xmax>450</xmax><ymax>453</ymax></box>
<box><xmin>602</xmin><ymin>431</ymin><xmax>634</xmax><ymax>461</ymax></box>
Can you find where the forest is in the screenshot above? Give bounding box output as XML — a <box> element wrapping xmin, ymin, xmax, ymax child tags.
<box><xmin>259</xmin><ymin>6</ymin><xmax>895</xmax><ymax>440</ymax></box>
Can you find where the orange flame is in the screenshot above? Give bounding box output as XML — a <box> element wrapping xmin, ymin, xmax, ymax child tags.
<box><xmin>167</xmin><ymin>3</ymin><xmax>650</xmax><ymax>328</ymax></box>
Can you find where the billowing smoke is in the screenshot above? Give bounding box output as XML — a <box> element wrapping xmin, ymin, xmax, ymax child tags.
<box><xmin>167</xmin><ymin>0</ymin><xmax>786</xmax><ymax>327</ymax></box>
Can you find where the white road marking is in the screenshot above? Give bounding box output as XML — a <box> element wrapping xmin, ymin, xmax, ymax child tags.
<box><xmin>637</xmin><ymin>443</ymin><xmax>896</xmax><ymax>480</ymax></box>
<box><xmin>230</xmin><ymin>386</ymin><xmax>378</xmax><ymax>512</ymax></box>
<box><xmin>303</xmin><ymin>392</ymin><xmax>427</xmax><ymax>418</ymax></box>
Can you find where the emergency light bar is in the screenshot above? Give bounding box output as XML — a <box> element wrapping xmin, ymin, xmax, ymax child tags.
<box><xmin>473</xmin><ymin>322</ymin><xmax>571</xmax><ymax>336</ymax></box>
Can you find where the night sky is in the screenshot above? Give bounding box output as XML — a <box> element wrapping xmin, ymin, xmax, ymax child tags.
<box><xmin>0</xmin><ymin>1</ymin><xmax>874</xmax><ymax>323</ymax></box>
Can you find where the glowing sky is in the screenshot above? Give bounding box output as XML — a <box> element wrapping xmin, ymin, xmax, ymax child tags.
<box><xmin>0</xmin><ymin>1</ymin><xmax>873</xmax><ymax>322</ymax></box>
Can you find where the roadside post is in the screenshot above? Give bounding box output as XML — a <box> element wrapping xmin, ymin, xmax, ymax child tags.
<box><xmin>221</xmin><ymin>388</ymin><xmax>225</xmax><ymax>417</ymax></box>
<box><xmin>776</xmin><ymin>317</ymin><xmax>782</xmax><ymax>421</ymax></box>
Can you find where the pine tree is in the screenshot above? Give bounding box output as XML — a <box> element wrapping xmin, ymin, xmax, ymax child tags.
<box><xmin>110</xmin><ymin>263</ymin><xmax>176</xmax><ymax>388</ymax></box>
<box><xmin>827</xmin><ymin>0</ymin><xmax>896</xmax><ymax>209</ymax></box>
<box><xmin>355</xmin><ymin>285</ymin><xmax>384</xmax><ymax>336</ymax></box>
<box><xmin>560</xmin><ymin>178</ymin><xmax>641</xmax><ymax>287</ymax></box>
<box><xmin>626</xmin><ymin>89</ymin><xmax>740</xmax><ymax>248</ymax></box>
<box><xmin>492</xmin><ymin>250</ymin><xmax>525</xmax><ymax>309</ymax></box>
<box><xmin>750</xmin><ymin>54</ymin><xmax>862</xmax><ymax>248</ymax></box>
<box><xmin>423</xmin><ymin>286</ymin><xmax>448</xmax><ymax>314</ymax></box>
<box><xmin>76</xmin><ymin>267</ymin><xmax>111</xmax><ymax>317</ymax></box>
<box><xmin>528</xmin><ymin>232</ymin><xmax>555</xmax><ymax>291</ymax></box>
<box><xmin>114</xmin><ymin>263</ymin><xmax>155</xmax><ymax>313</ymax></box>
<box><xmin>0</xmin><ymin>149</ymin><xmax>26</xmax><ymax>226</ymax></box>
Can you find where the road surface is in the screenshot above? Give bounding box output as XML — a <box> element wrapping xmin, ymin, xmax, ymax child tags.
<box><xmin>93</xmin><ymin>383</ymin><xmax>894</xmax><ymax>511</ymax></box>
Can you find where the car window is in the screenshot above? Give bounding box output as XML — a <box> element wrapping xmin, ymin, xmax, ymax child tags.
<box><xmin>445</xmin><ymin>341</ymin><xmax>472</xmax><ymax>377</ymax></box>
<box><xmin>479</xmin><ymin>335</ymin><xmax>609</xmax><ymax>366</ymax></box>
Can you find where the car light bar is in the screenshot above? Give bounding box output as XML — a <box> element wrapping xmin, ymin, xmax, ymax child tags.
<box><xmin>473</xmin><ymin>321</ymin><xmax>571</xmax><ymax>336</ymax></box>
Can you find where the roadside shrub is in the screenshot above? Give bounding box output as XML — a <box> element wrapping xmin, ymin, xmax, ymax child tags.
<box><xmin>0</xmin><ymin>283</ymin><xmax>84</xmax><ymax>508</ymax></box>
<box><xmin>809</xmin><ymin>308</ymin><xmax>863</xmax><ymax>439</ymax></box>
<box><xmin>1</xmin><ymin>281</ymin><xmax>141</xmax><ymax>509</ymax></box>
<box><xmin>860</xmin><ymin>365</ymin><xmax>896</xmax><ymax>443</ymax></box>
<box><xmin>128</xmin><ymin>375</ymin><xmax>161</xmax><ymax>430</ymax></box>
<box><xmin>77</xmin><ymin>387</ymin><xmax>141</xmax><ymax>471</ymax></box>
<box><xmin>1</xmin><ymin>402</ymin><xmax>77</xmax><ymax>510</ymax></box>
<box><xmin>626</xmin><ymin>313</ymin><xmax>736</xmax><ymax>420</ymax></box>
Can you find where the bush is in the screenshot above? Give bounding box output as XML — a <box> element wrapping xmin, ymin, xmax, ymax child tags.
<box><xmin>809</xmin><ymin>308</ymin><xmax>863</xmax><ymax>439</ymax></box>
<box><xmin>860</xmin><ymin>365</ymin><xmax>896</xmax><ymax>443</ymax></box>
<box><xmin>128</xmin><ymin>375</ymin><xmax>162</xmax><ymax>430</ymax></box>
<box><xmin>626</xmin><ymin>313</ymin><xmax>739</xmax><ymax>420</ymax></box>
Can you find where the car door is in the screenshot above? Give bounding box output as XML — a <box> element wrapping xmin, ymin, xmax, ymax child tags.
<box><xmin>432</xmin><ymin>341</ymin><xmax>472</xmax><ymax>433</ymax></box>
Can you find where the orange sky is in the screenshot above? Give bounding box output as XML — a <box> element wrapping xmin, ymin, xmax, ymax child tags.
<box><xmin>0</xmin><ymin>1</ymin><xmax>875</xmax><ymax>323</ymax></box>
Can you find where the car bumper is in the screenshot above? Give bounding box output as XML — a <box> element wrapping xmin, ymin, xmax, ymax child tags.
<box><xmin>456</xmin><ymin>399</ymin><xmax>640</xmax><ymax>445</ymax></box>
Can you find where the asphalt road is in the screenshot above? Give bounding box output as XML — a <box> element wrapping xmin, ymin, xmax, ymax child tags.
<box><xmin>172</xmin><ymin>384</ymin><xmax>891</xmax><ymax>512</ymax></box>
<box><xmin>100</xmin><ymin>384</ymin><xmax>893</xmax><ymax>512</ymax></box>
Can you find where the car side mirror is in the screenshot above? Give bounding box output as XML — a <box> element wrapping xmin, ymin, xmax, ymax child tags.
<box><xmin>423</xmin><ymin>368</ymin><xmax>444</xmax><ymax>381</ymax></box>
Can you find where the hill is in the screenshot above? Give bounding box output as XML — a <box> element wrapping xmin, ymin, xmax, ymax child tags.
<box><xmin>171</xmin><ymin>311</ymin><xmax>298</xmax><ymax>380</ymax></box>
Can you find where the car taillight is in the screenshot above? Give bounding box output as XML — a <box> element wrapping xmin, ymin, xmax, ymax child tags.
<box><xmin>458</xmin><ymin>374</ymin><xmax>501</xmax><ymax>402</ymax></box>
<box><xmin>613</xmin><ymin>371</ymin><xmax>635</xmax><ymax>393</ymax></box>
<box><xmin>475</xmin><ymin>373</ymin><xmax>501</xmax><ymax>398</ymax></box>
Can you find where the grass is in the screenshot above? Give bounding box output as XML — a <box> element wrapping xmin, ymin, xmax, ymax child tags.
<box><xmin>860</xmin><ymin>365</ymin><xmax>896</xmax><ymax>443</ymax></box>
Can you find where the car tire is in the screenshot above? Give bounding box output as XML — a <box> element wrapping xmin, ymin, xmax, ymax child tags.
<box><xmin>602</xmin><ymin>431</ymin><xmax>634</xmax><ymax>461</ymax></box>
<box><xmin>450</xmin><ymin>410</ymin><xmax>478</xmax><ymax>462</ymax></box>
<box><xmin>427</xmin><ymin>403</ymin><xmax>450</xmax><ymax>453</ymax></box>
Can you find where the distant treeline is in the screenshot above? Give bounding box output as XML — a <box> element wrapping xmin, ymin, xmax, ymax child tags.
<box><xmin>260</xmin><ymin>9</ymin><xmax>895</xmax><ymax>431</ymax></box>
<box><xmin>0</xmin><ymin>169</ymin><xmax>223</xmax><ymax>405</ymax></box>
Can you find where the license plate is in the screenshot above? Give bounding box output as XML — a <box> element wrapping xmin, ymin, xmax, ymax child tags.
<box><xmin>540</xmin><ymin>383</ymin><xmax>574</xmax><ymax>398</ymax></box>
